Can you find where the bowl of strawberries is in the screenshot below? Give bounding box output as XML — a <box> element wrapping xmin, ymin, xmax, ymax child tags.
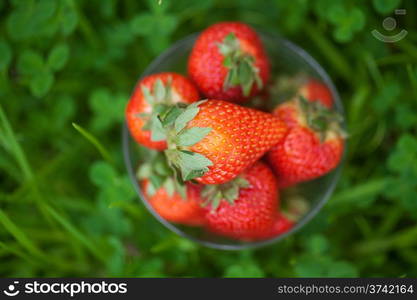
<box><xmin>123</xmin><ymin>22</ymin><xmax>346</xmax><ymax>250</ymax></box>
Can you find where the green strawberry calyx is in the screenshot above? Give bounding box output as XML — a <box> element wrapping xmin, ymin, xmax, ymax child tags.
<box><xmin>297</xmin><ymin>96</ymin><xmax>347</xmax><ymax>142</ymax></box>
<box><xmin>217</xmin><ymin>33</ymin><xmax>263</xmax><ymax>97</ymax></box>
<box><xmin>136</xmin><ymin>77</ymin><xmax>179</xmax><ymax>142</ymax></box>
<box><xmin>265</xmin><ymin>73</ymin><xmax>308</xmax><ymax>109</ymax></box>
<box><xmin>150</xmin><ymin>100</ymin><xmax>214</xmax><ymax>182</ymax></box>
<box><xmin>136</xmin><ymin>151</ymin><xmax>187</xmax><ymax>199</ymax></box>
<box><xmin>201</xmin><ymin>176</ymin><xmax>250</xmax><ymax>211</ymax></box>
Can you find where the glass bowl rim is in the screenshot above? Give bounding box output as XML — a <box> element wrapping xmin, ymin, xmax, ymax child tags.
<box><xmin>122</xmin><ymin>30</ymin><xmax>346</xmax><ymax>250</ymax></box>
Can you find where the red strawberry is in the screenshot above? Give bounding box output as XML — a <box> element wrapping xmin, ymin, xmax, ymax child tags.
<box><xmin>137</xmin><ymin>152</ymin><xmax>205</xmax><ymax>226</ymax></box>
<box><xmin>271</xmin><ymin>214</ymin><xmax>294</xmax><ymax>234</ymax></box>
<box><xmin>188</xmin><ymin>22</ymin><xmax>270</xmax><ymax>103</ymax></box>
<box><xmin>202</xmin><ymin>161</ymin><xmax>279</xmax><ymax>241</ymax></box>
<box><xmin>159</xmin><ymin>100</ymin><xmax>287</xmax><ymax>184</ymax></box>
<box><xmin>126</xmin><ymin>72</ymin><xmax>199</xmax><ymax>150</ymax></box>
<box><xmin>267</xmin><ymin>97</ymin><xmax>345</xmax><ymax>188</ymax></box>
<box><xmin>264</xmin><ymin>76</ymin><xmax>333</xmax><ymax>111</ymax></box>
<box><xmin>141</xmin><ymin>180</ymin><xmax>205</xmax><ymax>226</ymax></box>
<box><xmin>255</xmin><ymin>213</ymin><xmax>294</xmax><ymax>240</ymax></box>
<box><xmin>299</xmin><ymin>79</ymin><xmax>333</xmax><ymax>108</ymax></box>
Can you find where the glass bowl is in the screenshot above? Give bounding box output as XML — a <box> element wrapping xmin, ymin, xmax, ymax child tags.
<box><xmin>122</xmin><ymin>31</ymin><xmax>345</xmax><ymax>250</ymax></box>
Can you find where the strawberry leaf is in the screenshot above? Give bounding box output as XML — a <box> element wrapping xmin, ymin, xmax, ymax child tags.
<box><xmin>142</xmin><ymin>103</ymin><xmax>171</xmax><ymax>141</ymax></box>
<box><xmin>136</xmin><ymin>152</ymin><xmax>182</xmax><ymax>198</ymax></box>
<box><xmin>310</xmin><ymin>117</ymin><xmax>327</xmax><ymax>132</ymax></box>
<box><xmin>154</xmin><ymin>154</ymin><xmax>172</xmax><ymax>176</ymax></box>
<box><xmin>201</xmin><ymin>176</ymin><xmax>250</xmax><ymax>211</ymax></box>
<box><xmin>160</xmin><ymin>100</ymin><xmax>212</xmax><ymax>182</ymax></box>
<box><xmin>149</xmin><ymin>115</ymin><xmax>166</xmax><ymax>141</ymax></box>
<box><xmin>218</xmin><ymin>33</ymin><xmax>263</xmax><ymax>96</ymax></box>
<box><xmin>238</xmin><ymin>59</ymin><xmax>252</xmax><ymax>87</ymax></box>
<box><xmin>174</xmin><ymin>107</ymin><xmax>199</xmax><ymax>133</ymax></box>
<box><xmin>184</xmin><ymin>169</ymin><xmax>208</xmax><ymax>181</ymax></box>
<box><xmin>163</xmin><ymin>178</ymin><xmax>175</xmax><ymax>197</ymax></box>
<box><xmin>297</xmin><ymin>95</ymin><xmax>344</xmax><ymax>141</ymax></box>
<box><xmin>154</xmin><ymin>79</ymin><xmax>165</xmax><ymax>102</ymax></box>
<box><xmin>254</xmin><ymin>68</ymin><xmax>263</xmax><ymax>90</ymax></box>
<box><xmin>218</xmin><ymin>33</ymin><xmax>236</xmax><ymax>56</ymax></box>
<box><xmin>174</xmin><ymin>100</ymin><xmax>205</xmax><ymax>133</ymax></box>
<box><xmin>210</xmin><ymin>192</ymin><xmax>223</xmax><ymax>211</ymax></box>
<box><xmin>201</xmin><ymin>185</ymin><xmax>216</xmax><ymax>199</ymax></box>
<box><xmin>174</xmin><ymin>177</ymin><xmax>187</xmax><ymax>199</ymax></box>
<box><xmin>146</xmin><ymin>181</ymin><xmax>157</xmax><ymax>196</ymax></box>
<box><xmin>149</xmin><ymin>173</ymin><xmax>164</xmax><ymax>192</ymax></box>
<box><xmin>223</xmin><ymin>184</ymin><xmax>239</xmax><ymax>203</ymax></box>
<box><xmin>141</xmin><ymin>76</ymin><xmax>175</xmax><ymax>106</ymax></box>
<box><xmin>141</xmin><ymin>85</ymin><xmax>154</xmax><ymax>105</ymax></box>
<box><xmin>176</xmin><ymin>150</ymin><xmax>213</xmax><ymax>181</ymax></box>
<box><xmin>218</xmin><ymin>43</ymin><xmax>232</xmax><ymax>56</ymax></box>
<box><xmin>136</xmin><ymin>163</ymin><xmax>152</xmax><ymax>180</ymax></box>
<box><xmin>153</xmin><ymin>103</ymin><xmax>170</xmax><ymax>115</ymax></box>
<box><xmin>176</xmin><ymin>127</ymin><xmax>212</xmax><ymax>147</ymax></box>
<box><xmin>229</xmin><ymin>67</ymin><xmax>240</xmax><ymax>86</ymax></box>
<box><xmin>161</xmin><ymin>105</ymin><xmax>184</xmax><ymax>127</ymax></box>
<box><xmin>234</xmin><ymin>177</ymin><xmax>250</xmax><ymax>188</ymax></box>
<box><xmin>241</xmin><ymin>79</ymin><xmax>254</xmax><ymax>97</ymax></box>
<box><xmin>223</xmin><ymin>55</ymin><xmax>233</xmax><ymax>68</ymax></box>
<box><xmin>224</xmin><ymin>32</ymin><xmax>236</xmax><ymax>44</ymax></box>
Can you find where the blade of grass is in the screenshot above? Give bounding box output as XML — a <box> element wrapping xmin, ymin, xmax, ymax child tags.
<box><xmin>0</xmin><ymin>150</ymin><xmax>20</xmax><ymax>182</ymax></box>
<box><xmin>348</xmin><ymin>85</ymin><xmax>370</xmax><ymax>126</ymax></box>
<box><xmin>1</xmin><ymin>104</ymin><xmax>106</xmax><ymax>264</ymax></box>
<box><xmin>0</xmin><ymin>104</ymin><xmax>56</xmax><ymax>230</ymax></box>
<box><xmin>43</xmin><ymin>204</ymin><xmax>107</xmax><ymax>262</ymax></box>
<box><xmin>108</xmin><ymin>201</ymin><xmax>143</xmax><ymax>218</ymax></box>
<box><xmin>64</xmin><ymin>0</ymin><xmax>101</xmax><ymax>49</ymax></box>
<box><xmin>72</xmin><ymin>122</ymin><xmax>112</xmax><ymax>163</ymax></box>
<box><xmin>376</xmin><ymin>54</ymin><xmax>417</xmax><ymax>66</ymax></box>
<box><xmin>329</xmin><ymin>178</ymin><xmax>389</xmax><ymax>207</ymax></box>
<box><xmin>406</xmin><ymin>64</ymin><xmax>417</xmax><ymax>99</ymax></box>
<box><xmin>4</xmin><ymin>142</ymin><xmax>82</xmax><ymax>203</ymax></box>
<box><xmin>396</xmin><ymin>39</ymin><xmax>417</xmax><ymax>60</ymax></box>
<box><xmin>377</xmin><ymin>208</ymin><xmax>402</xmax><ymax>236</ymax></box>
<box><xmin>364</xmin><ymin>52</ymin><xmax>383</xmax><ymax>89</ymax></box>
<box><xmin>354</xmin><ymin>216</ymin><xmax>373</xmax><ymax>239</ymax></box>
<box><xmin>0</xmin><ymin>103</ymin><xmax>33</xmax><ymax>181</ymax></box>
<box><xmin>0</xmin><ymin>209</ymin><xmax>46</xmax><ymax>260</ymax></box>
<box><xmin>304</xmin><ymin>23</ymin><xmax>352</xmax><ymax>80</ymax></box>
<box><xmin>362</xmin><ymin>120</ymin><xmax>386</xmax><ymax>154</ymax></box>
<box><xmin>0</xmin><ymin>104</ymin><xmax>77</xmax><ymax>260</ymax></box>
<box><xmin>354</xmin><ymin>225</ymin><xmax>417</xmax><ymax>255</ymax></box>
<box><xmin>0</xmin><ymin>241</ymin><xmax>89</xmax><ymax>273</ymax></box>
<box><xmin>0</xmin><ymin>241</ymin><xmax>41</xmax><ymax>266</ymax></box>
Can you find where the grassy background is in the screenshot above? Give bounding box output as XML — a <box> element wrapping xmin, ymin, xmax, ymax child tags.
<box><xmin>1</xmin><ymin>0</ymin><xmax>417</xmax><ymax>277</ymax></box>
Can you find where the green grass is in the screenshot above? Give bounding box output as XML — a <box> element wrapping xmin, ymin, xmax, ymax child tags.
<box><xmin>1</xmin><ymin>0</ymin><xmax>417</xmax><ymax>277</ymax></box>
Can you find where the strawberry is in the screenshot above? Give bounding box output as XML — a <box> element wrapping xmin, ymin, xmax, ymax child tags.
<box><xmin>202</xmin><ymin>161</ymin><xmax>279</xmax><ymax>241</ymax></box>
<box><xmin>299</xmin><ymin>78</ymin><xmax>333</xmax><ymax>109</ymax></box>
<box><xmin>270</xmin><ymin>214</ymin><xmax>294</xmax><ymax>235</ymax></box>
<box><xmin>156</xmin><ymin>100</ymin><xmax>287</xmax><ymax>184</ymax></box>
<box><xmin>188</xmin><ymin>22</ymin><xmax>270</xmax><ymax>103</ymax></box>
<box><xmin>264</xmin><ymin>75</ymin><xmax>333</xmax><ymax>111</ymax></box>
<box><xmin>254</xmin><ymin>213</ymin><xmax>294</xmax><ymax>240</ymax></box>
<box><xmin>137</xmin><ymin>152</ymin><xmax>205</xmax><ymax>226</ymax></box>
<box><xmin>141</xmin><ymin>180</ymin><xmax>205</xmax><ymax>226</ymax></box>
<box><xmin>267</xmin><ymin>97</ymin><xmax>345</xmax><ymax>188</ymax></box>
<box><xmin>126</xmin><ymin>72</ymin><xmax>199</xmax><ymax>150</ymax></box>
